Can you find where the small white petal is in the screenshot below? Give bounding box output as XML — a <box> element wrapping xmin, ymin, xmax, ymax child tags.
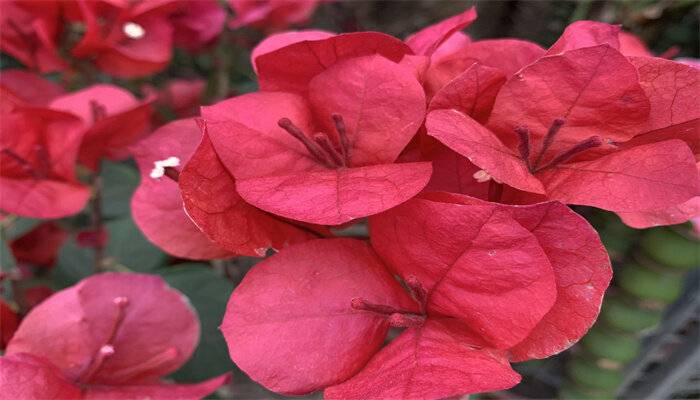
<box><xmin>123</xmin><ymin>22</ymin><xmax>145</xmax><ymax>39</ymax></box>
<box><xmin>149</xmin><ymin>156</ymin><xmax>180</xmax><ymax>179</ymax></box>
<box><xmin>473</xmin><ymin>170</ymin><xmax>492</xmax><ymax>183</ymax></box>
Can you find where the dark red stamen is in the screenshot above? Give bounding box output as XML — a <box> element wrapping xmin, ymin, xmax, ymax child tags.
<box><xmin>314</xmin><ymin>133</ymin><xmax>345</xmax><ymax>167</ymax></box>
<box><xmin>1</xmin><ymin>148</ymin><xmax>42</xmax><ymax>179</ymax></box>
<box><xmin>538</xmin><ymin>135</ymin><xmax>603</xmax><ymax>171</ymax></box>
<box><xmin>278</xmin><ymin>118</ymin><xmax>335</xmax><ymax>168</ymax></box>
<box><xmin>163</xmin><ymin>166</ymin><xmax>180</xmax><ymax>182</ymax></box>
<box><xmin>533</xmin><ymin>117</ymin><xmax>565</xmax><ymax>170</ymax></box>
<box><xmin>332</xmin><ymin>113</ymin><xmax>351</xmax><ymax>163</ymax></box>
<box><xmin>488</xmin><ymin>180</ymin><xmax>503</xmax><ymax>202</ymax></box>
<box><xmin>351</xmin><ymin>297</ymin><xmax>401</xmax><ymax>315</ymax></box>
<box><xmin>388</xmin><ymin>313</ymin><xmax>425</xmax><ymax>328</ymax></box>
<box><xmin>514</xmin><ymin>125</ymin><xmax>532</xmax><ymax>171</ymax></box>
<box><xmin>404</xmin><ymin>276</ymin><xmax>427</xmax><ymax>314</ymax></box>
<box><xmin>90</xmin><ymin>100</ymin><xmax>108</xmax><ymax>123</ymax></box>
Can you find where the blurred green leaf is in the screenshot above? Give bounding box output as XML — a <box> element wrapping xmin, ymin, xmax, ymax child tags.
<box><xmin>0</xmin><ymin>240</ymin><xmax>15</xmax><ymax>272</ymax></box>
<box><xmin>101</xmin><ymin>161</ymin><xmax>140</xmax><ymax>219</ymax></box>
<box><xmin>3</xmin><ymin>217</ymin><xmax>42</xmax><ymax>240</ymax></box>
<box><xmin>159</xmin><ymin>264</ymin><xmax>234</xmax><ymax>382</ymax></box>
<box><xmin>52</xmin><ymin>236</ymin><xmax>92</xmax><ymax>288</ymax></box>
<box><xmin>105</xmin><ymin>218</ymin><xmax>166</xmax><ymax>272</ymax></box>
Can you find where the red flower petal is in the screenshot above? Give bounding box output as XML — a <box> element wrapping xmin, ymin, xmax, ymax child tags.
<box><xmin>251</xmin><ymin>29</ymin><xmax>335</xmax><ymax>73</ymax></box>
<box><xmin>423</xmin><ymin>193</ymin><xmax>612</xmax><ymax>360</ymax></box>
<box><xmin>0</xmin><ymin>1</ymin><xmax>66</xmax><ymax>72</ymax></box>
<box><xmin>0</xmin><ymin>353</ymin><xmax>81</xmax><ymax>399</ymax></box>
<box><xmin>1</xmin><ymin>300</ymin><xmax>19</xmax><ymax>350</ymax></box>
<box><xmin>369</xmin><ymin>198</ymin><xmax>557</xmax><ymax>349</ymax></box>
<box><xmin>256</xmin><ymin>32</ymin><xmax>411</xmax><ymax>92</ymax></box>
<box><xmin>83</xmin><ymin>373</ymin><xmax>231</xmax><ymax>400</ymax></box>
<box><xmin>0</xmin><ymin>105</ymin><xmax>89</xmax><ymax>218</ymax></box>
<box><xmin>179</xmin><ymin>132</ymin><xmax>322</xmax><ymax>256</ymax></box>
<box><xmin>422</xmin><ymin>141</ymin><xmax>490</xmax><ymax>198</ymax></box>
<box><xmin>6</xmin><ymin>272</ymin><xmax>199</xmax><ymax>386</ymax></box>
<box><xmin>539</xmin><ymin>140</ymin><xmax>699</xmax><ymax>212</ymax></box>
<box><xmin>234</xmin><ymin>162</ymin><xmax>433</xmax><ymax>225</ymax></box>
<box><xmin>426</xmin><ymin>109</ymin><xmax>544</xmax><ymax>194</ymax></box>
<box><xmin>324</xmin><ymin>319</ymin><xmax>521</xmax><ymax>399</ymax></box>
<box><xmin>489</xmin><ymin>45</ymin><xmax>649</xmax><ymax>154</ymax></box>
<box><xmin>546</xmin><ymin>20</ymin><xmax>620</xmax><ymax>55</ymax></box>
<box><xmin>425</xmin><ymin>38</ymin><xmax>544</xmax><ymax>94</ymax></box>
<box><xmin>228</xmin><ymin>0</ymin><xmax>320</xmax><ymax>31</ymax></box>
<box><xmin>131</xmin><ymin>119</ymin><xmax>233</xmax><ymax>260</ymax></box>
<box><xmin>0</xmin><ymin>69</ymin><xmax>64</xmax><ymax>106</ymax></box>
<box><xmin>629</xmin><ymin>56</ymin><xmax>700</xmax><ymax>133</ymax></box>
<box><xmin>170</xmin><ymin>0</ymin><xmax>226</xmax><ymax>51</ymax></box>
<box><xmin>404</xmin><ymin>7</ymin><xmax>477</xmax><ymax>57</ymax></box>
<box><xmin>617</xmin><ymin>162</ymin><xmax>700</xmax><ymax>228</ymax></box>
<box><xmin>49</xmin><ymin>84</ymin><xmax>154</xmax><ymax>170</ymax></box>
<box><xmin>221</xmin><ymin>238</ymin><xmax>416</xmax><ymax>395</ymax></box>
<box><xmin>619</xmin><ymin>31</ymin><xmax>654</xmax><ymax>57</ymax></box>
<box><xmin>10</xmin><ymin>222</ymin><xmax>67</xmax><ymax>267</ymax></box>
<box><xmin>307</xmin><ymin>54</ymin><xmax>426</xmax><ymax>166</ymax></box>
<box><xmin>428</xmin><ymin>63</ymin><xmax>506</xmax><ymax>123</ymax></box>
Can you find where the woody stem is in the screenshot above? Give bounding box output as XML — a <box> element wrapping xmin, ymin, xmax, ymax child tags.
<box><xmin>90</xmin><ymin>173</ymin><xmax>105</xmax><ymax>272</ymax></box>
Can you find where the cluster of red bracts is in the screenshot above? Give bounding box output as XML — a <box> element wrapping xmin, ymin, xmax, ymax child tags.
<box><xmin>1</xmin><ymin>4</ymin><xmax>699</xmax><ymax>400</ymax></box>
<box><xmin>0</xmin><ymin>0</ymin><xmax>321</xmax><ymax>77</ymax></box>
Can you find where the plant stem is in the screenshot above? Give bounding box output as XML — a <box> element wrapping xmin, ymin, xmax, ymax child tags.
<box><xmin>90</xmin><ymin>173</ymin><xmax>105</xmax><ymax>272</ymax></box>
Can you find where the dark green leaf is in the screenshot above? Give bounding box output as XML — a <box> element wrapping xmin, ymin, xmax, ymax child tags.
<box><xmin>52</xmin><ymin>236</ymin><xmax>92</xmax><ymax>288</ymax></box>
<box><xmin>101</xmin><ymin>161</ymin><xmax>140</xmax><ymax>219</ymax></box>
<box><xmin>159</xmin><ymin>264</ymin><xmax>234</xmax><ymax>382</ymax></box>
<box><xmin>105</xmin><ymin>218</ymin><xmax>167</xmax><ymax>272</ymax></box>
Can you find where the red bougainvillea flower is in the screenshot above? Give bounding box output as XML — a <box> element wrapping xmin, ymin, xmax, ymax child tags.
<box><xmin>2</xmin><ymin>272</ymin><xmax>230</xmax><ymax>399</ymax></box>
<box><xmin>169</xmin><ymin>0</ymin><xmax>226</xmax><ymax>51</ymax></box>
<box><xmin>228</xmin><ymin>0</ymin><xmax>320</xmax><ymax>31</ymax></box>
<box><xmin>178</xmin><ymin>122</ymin><xmax>329</xmax><ymax>257</ymax></box>
<box><xmin>203</xmin><ymin>52</ymin><xmax>431</xmax><ymax>225</ymax></box>
<box><xmin>409</xmin><ymin>8</ymin><xmax>544</xmax><ymax>98</ymax></box>
<box><xmin>0</xmin><ymin>300</ymin><xmax>18</xmax><ymax>350</ymax></box>
<box><xmin>221</xmin><ymin>196</ymin><xmax>610</xmax><ymax>398</ymax></box>
<box><xmin>0</xmin><ymin>94</ymin><xmax>89</xmax><ymax>218</ymax></box>
<box><xmin>427</xmin><ymin>28</ymin><xmax>699</xmax><ymax>221</ymax></box>
<box><xmin>253</xmin><ymin>29</ymin><xmax>412</xmax><ymax>92</ymax></box>
<box><xmin>68</xmin><ymin>0</ymin><xmax>224</xmax><ymax>77</ymax></box>
<box><xmin>131</xmin><ymin>118</ymin><xmax>234</xmax><ymax>260</ymax></box>
<box><xmin>0</xmin><ymin>1</ymin><xmax>66</xmax><ymax>72</ymax></box>
<box><xmin>49</xmin><ymin>84</ymin><xmax>154</xmax><ymax>170</ymax></box>
<box><xmin>10</xmin><ymin>222</ymin><xmax>67</xmax><ymax>267</ymax></box>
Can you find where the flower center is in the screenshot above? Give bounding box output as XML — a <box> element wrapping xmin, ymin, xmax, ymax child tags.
<box><xmin>150</xmin><ymin>156</ymin><xmax>181</xmax><ymax>181</ymax></box>
<box><xmin>515</xmin><ymin>118</ymin><xmax>602</xmax><ymax>173</ymax></box>
<box><xmin>277</xmin><ymin>113</ymin><xmax>352</xmax><ymax>169</ymax></box>
<box><xmin>350</xmin><ymin>275</ymin><xmax>427</xmax><ymax>328</ymax></box>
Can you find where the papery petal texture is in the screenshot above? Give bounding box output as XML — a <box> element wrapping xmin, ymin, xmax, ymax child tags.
<box><xmin>370</xmin><ymin>198</ymin><xmax>557</xmax><ymax>349</ymax></box>
<box><xmin>6</xmin><ymin>273</ymin><xmax>199</xmax><ymax>385</ymax></box>
<box><xmin>221</xmin><ymin>238</ymin><xmax>417</xmax><ymax>395</ymax></box>
<box><xmin>324</xmin><ymin>319</ymin><xmax>520</xmax><ymax>400</ymax></box>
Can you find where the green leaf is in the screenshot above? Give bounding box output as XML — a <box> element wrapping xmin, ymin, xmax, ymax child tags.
<box><xmin>0</xmin><ymin>240</ymin><xmax>15</xmax><ymax>272</ymax></box>
<box><xmin>52</xmin><ymin>236</ymin><xmax>92</xmax><ymax>288</ymax></box>
<box><xmin>3</xmin><ymin>217</ymin><xmax>42</xmax><ymax>240</ymax></box>
<box><xmin>101</xmin><ymin>161</ymin><xmax>140</xmax><ymax>219</ymax></box>
<box><xmin>159</xmin><ymin>264</ymin><xmax>234</xmax><ymax>382</ymax></box>
<box><xmin>105</xmin><ymin>218</ymin><xmax>166</xmax><ymax>272</ymax></box>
